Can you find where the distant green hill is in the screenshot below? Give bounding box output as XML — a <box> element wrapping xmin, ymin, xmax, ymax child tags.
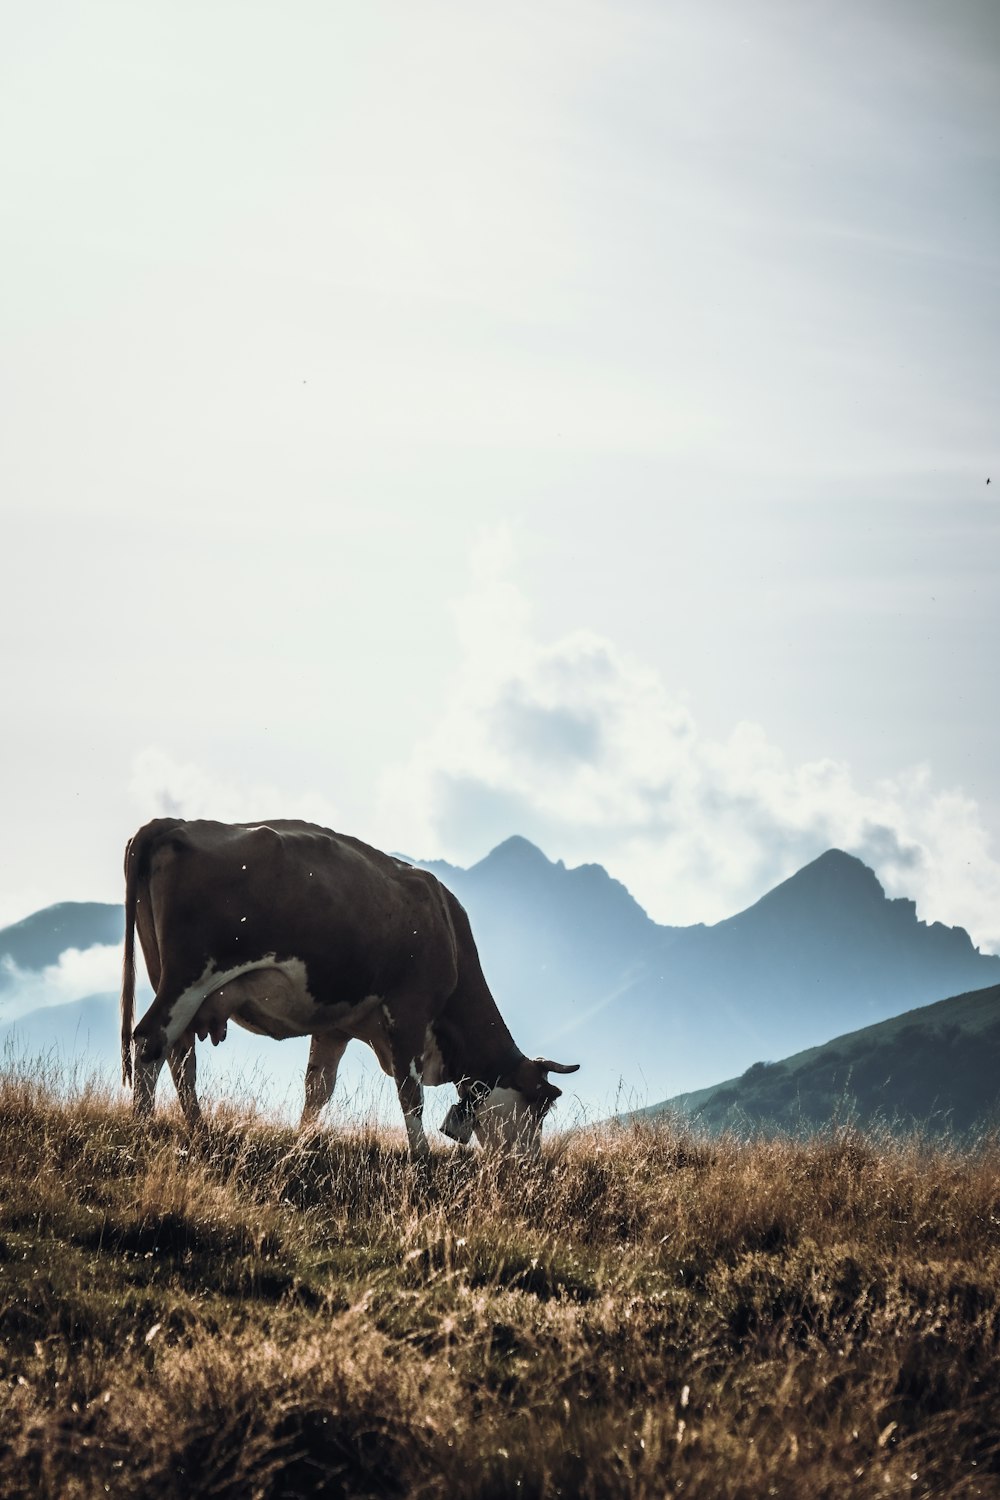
<box><xmin>642</xmin><ymin>983</ymin><xmax>1000</xmax><ymax>1136</ymax></box>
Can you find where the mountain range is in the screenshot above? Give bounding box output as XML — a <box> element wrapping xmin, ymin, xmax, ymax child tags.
<box><xmin>418</xmin><ymin>840</ymin><xmax>998</xmax><ymax>1108</ymax></box>
<box><xmin>1</xmin><ymin>838</ymin><xmax>998</xmax><ymax>1121</ymax></box>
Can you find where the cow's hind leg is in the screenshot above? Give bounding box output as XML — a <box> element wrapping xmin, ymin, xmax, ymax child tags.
<box><xmin>300</xmin><ymin>1032</ymin><xmax>349</xmax><ymax>1128</ymax></box>
<box><xmin>167</xmin><ymin>1038</ymin><xmax>203</xmax><ymax>1128</ymax></box>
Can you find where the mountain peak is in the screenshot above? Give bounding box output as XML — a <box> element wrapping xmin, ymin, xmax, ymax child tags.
<box><xmin>474</xmin><ymin>836</ymin><xmax>553</xmax><ymax>872</ymax></box>
<box><xmin>754</xmin><ymin>848</ymin><xmax>885</xmax><ymax>914</ymax></box>
<box><xmin>809</xmin><ymin>848</ymin><xmax>877</xmax><ymax>877</ymax></box>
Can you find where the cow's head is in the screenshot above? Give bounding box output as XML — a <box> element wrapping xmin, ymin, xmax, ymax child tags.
<box><xmin>443</xmin><ymin>1058</ymin><xmax>579</xmax><ymax>1156</ymax></box>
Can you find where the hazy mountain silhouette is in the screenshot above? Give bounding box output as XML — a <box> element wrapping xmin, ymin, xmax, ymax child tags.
<box><xmin>643</xmin><ymin>982</ymin><xmax>1000</xmax><ymax>1137</ymax></box>
<box><xmin>418</xmin><ymin>836</ymin><xmax>665</xmax><ymax>1035</ymax></box>
<box><xmin>415</xmin><ymin>841</ymin><xmax>998</xmax><ymax>1105</ymax></box>
<box><xmin>0</xmin><ymin>993</ymin><xmax>122</xmax><ymax>1067</ymax></box>
<box><xmin>1</xmin><ymin>840</ymin><xmax>997</xmax><ymax>1113</ymax></box>
<box><xmin>0</xmin><ymin>902</ymin><xmax>124</xmax><ymax>986</ymax></box>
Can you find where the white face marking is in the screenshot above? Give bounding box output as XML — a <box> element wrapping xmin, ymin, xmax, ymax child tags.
<box><xmin>473</xmin><ymin>1085</ymin><xmax>542</xmax><ymax>1154</ymax></box>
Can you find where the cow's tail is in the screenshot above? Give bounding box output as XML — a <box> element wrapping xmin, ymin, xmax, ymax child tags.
<box><xmin>121</xmin><ymin>832</ymin><xmax>142</xmax><ymax>1087</ymax></box>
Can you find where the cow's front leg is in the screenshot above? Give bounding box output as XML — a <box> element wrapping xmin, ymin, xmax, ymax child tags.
<box><xmin>300</xmin><ymin>1032</ymin><xmax>349</xmax><ymax>1128</ymax></box>
<box><xmin>167</xmin><ymin>1037</ymin><xmax>202</xmax><ymax>1128</ymax></box>
<box><xmin>394</xmin><ymin>1063</ymin><xmax>429</xmax><ymax>1163</ymax></box>
<box><xmin>384</xmin><ymin>1005</ymin><xmax>436</xmax><ymax>1163</ymax></box>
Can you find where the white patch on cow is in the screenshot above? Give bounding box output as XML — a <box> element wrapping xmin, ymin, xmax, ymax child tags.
<box><xmin>421</xmin><ymin>1025</ymin><xmax>448</xmax><ymax>1087</ymax></box>
<box><xmin>409</xmin><ymin>1057</ymin><xmax>421</xmax><ymax>1084</ymax></box>
<box><xmin>404</xmin><ymin>1110</ymin><xmax>429</xmax><ymax>1161</ymax></box>
<box><xmin>161</xmin><ymin>964</ymin><xmax>396</xmax><ymax>1053</ymax></box>
<box><xmin>153</xmin><ymin>955</ymin><xmax>319</xmax><ymax>1049</ymax></box>
<box><xmin>473</xmin><ymin>1085</ymin><xmax>541</xmax><ymax>1154</ymax></box>
<box><xmin>481</xmin><ymin>1085</ymin><xmax>522</xmax><ymax>1118</ymax></box>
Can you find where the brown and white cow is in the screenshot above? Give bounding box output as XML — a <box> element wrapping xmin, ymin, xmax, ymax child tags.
<box><xmin>121</xmin><ymin>818</ymin><xmax>578</xmax><ymax>1159</ymax></box>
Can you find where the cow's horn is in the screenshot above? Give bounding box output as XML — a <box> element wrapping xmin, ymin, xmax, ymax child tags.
<box><xmin>536</xmin><ymin>1059</ymin><xmax>580</xmax><ymax>1075</ymax></box>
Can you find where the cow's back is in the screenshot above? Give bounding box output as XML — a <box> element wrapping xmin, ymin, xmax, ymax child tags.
<box><xmin>136</xmin><ymin>818</ymin><xmax>460</xmax><ymax>1013</ymax></box>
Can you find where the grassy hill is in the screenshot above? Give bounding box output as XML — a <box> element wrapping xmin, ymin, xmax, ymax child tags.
<box><xmin>647</xmin><ymin>983</ymin><xmax>1000</xmax><ymax>1136</ymax></box>
<box><xmin>0</xmin><ymin>1071</ymin><xmax>998</xmax><ymax>1497</ymax></box>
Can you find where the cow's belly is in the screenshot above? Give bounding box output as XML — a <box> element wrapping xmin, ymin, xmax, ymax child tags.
<box><xmin>225</xmin><ymin>965</ymin><xmax>320</xmax><ymax>1038</ymax></box>
<box><xmin>197</xmin><ymin>959</ymin><xmax>318</xmax><ymax>1040</ymax></box>
<box><xmin>192</xmin><ymin>957</ymin><xmax>386</xmax><ymax>1044</ymax></box>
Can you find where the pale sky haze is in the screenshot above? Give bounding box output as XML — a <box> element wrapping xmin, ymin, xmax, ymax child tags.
<box><xmin>2</xmin><ymin>1</ymin><xmax>999</xmax><ymax>951</ymax></box>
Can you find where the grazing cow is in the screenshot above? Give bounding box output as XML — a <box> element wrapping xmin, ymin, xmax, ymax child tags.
<box><xmin>121</xmin><ymin>818</ymin><xmax>578</xmax><ymax>1159</ymax></box>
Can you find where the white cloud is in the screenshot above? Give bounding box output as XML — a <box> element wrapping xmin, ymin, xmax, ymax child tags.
<box><xmin>379</xmin><ymin>534</ymin><xmax>1000</xmax><ymax>953</ymax></box>
<box><xmin>0</xmin><ymin>944</ymin><xmax>130</xmax><ymax>1022</ymax></box>
<box><xmin>128</xmin><ymin>749</ymin><xmax>343</xmax><ymax>831</ymax></box>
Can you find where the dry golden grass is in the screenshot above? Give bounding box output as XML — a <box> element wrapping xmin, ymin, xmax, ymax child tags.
<box><xmin>0</xmin><ymin>1070</ymin><xmax>998</xmax><ymax>1498</ymax></box>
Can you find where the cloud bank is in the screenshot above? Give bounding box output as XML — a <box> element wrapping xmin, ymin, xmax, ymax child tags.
<box><xmin>378</xmin><ymin>532</ymin><xmax>1000</xmax><ymax>954</ymax></box>
<box><xmin>0</xmin><ymin>945</ymin><xmax>131</xmax><ymax>1023</ymax></box>
<box><xmin>118</xmin><ymin>534</ymin><xmax>1000</xmax><ymax>956</ymax></box>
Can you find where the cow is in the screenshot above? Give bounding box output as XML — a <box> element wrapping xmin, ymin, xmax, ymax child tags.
<box><xmin>120</xmin><ymin>818</ymin><xmax>579</xmax><ymax>1159</ymax></box>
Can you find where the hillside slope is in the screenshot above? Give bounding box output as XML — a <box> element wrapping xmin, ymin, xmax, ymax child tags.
<box><xmin>0</xmin><ymin>1080</ymin><xmax>997</xmax><ymax>1498</ymax></box>
<box><xmin>648</xmin><ymin>982</ymin><xmax>1000</xmax><ymax>1136</ymax></box>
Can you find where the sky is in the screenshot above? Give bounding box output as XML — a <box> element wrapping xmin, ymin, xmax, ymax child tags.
<box><xmin>2</xmin><ymin>0</ymin><xmax>999</xmax><ymax>954</ymax></box>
